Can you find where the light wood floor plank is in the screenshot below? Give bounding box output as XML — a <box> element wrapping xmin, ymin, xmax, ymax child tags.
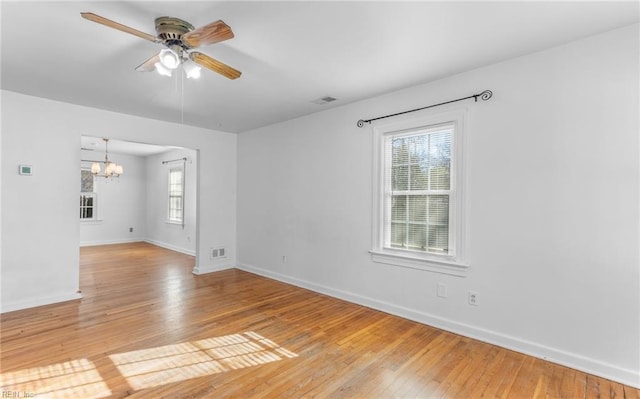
<box><xmin>1</xmin><ymin>242</ymin><xmax>638</xmax><ymax>398</ymax></box>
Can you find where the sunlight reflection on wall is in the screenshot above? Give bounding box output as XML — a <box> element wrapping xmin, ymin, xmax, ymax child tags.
<box><xmin>0</xmin><ymin>358</ymin><xmax>111</xmax><ymax>399</ymax></box>
<box><xmin>109</xmin><ymin>331</ymin><xmax>298</xmax><ymax>390</ymax></box>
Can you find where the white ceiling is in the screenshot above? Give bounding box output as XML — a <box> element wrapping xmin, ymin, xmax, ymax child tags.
<box><xmin>2</xmin><ymin>1</ymin><xmax>638</xmax><ymax>133</ymax></box>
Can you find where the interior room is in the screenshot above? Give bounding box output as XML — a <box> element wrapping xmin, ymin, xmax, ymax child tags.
<box><xmin>79</xmin><ymin>136</ymin><xmax>198</xmax><ymax>255</ymax></box>
<box><xmin>1</xmin><ymin>1</ymin><xmax>639</xmax><ymax>397</ymax></box>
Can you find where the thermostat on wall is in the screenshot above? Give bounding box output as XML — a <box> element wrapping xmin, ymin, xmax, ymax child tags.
<box><xmin>19</xmin><ymin>165</ymin><xmax>33</xmax><ymax>175</ymax></box>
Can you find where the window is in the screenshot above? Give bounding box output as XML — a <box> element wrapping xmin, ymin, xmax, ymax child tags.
<box><xmin>388</xmin><ymin>128</ymin><xmax>451</xmax><ymax>253</ymax></box>
<box><xmin>371</xmin><ymin>110</ymin><xmax>468</xmax><ymax>276</ymax></box>
<box><xmin>80</xmin><ymin>169</ymin><xmax>97</xmax><ymax>220</ymax></box>
<box><xmin>168</xmin><ymin>167</ymin><xmax>184</xmax><ymax>224</ymax></box>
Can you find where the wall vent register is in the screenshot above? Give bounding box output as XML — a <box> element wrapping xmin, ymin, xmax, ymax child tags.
<box><xmin>210</xmin><ymin>247</ymin><xmax>226</xmax><ymax>259</ymax></box>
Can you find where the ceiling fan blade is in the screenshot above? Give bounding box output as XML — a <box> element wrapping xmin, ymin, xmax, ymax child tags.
<box><xmin>81</xmin><ymin>12</ymin><xmax>158</xmax><ymax>43</ymax></box>
<box><xmin>182</xmin><ymin>20</ymin><xmax>234</xmax><ymax>48</ymax></box>
<box><xmin>135</xmin><ymin>54</ymin><xmax>160</xmax><ymax>72</ymax></box>
<box><xmin>190</xmin><ymin>52</ymin><xmax>241</xmax><ymax>80</ymax></box>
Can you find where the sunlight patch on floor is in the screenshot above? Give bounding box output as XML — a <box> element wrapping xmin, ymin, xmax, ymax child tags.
<box><xmin>0</xmin><ymin>358</ymin><xmax>111</xmax><ymax>399</ymax></box>
<box><xmin>1</xmin><ymin>331</ymin><xmax>296</xmax><ymax>396</ymax></box>
<box><xmin>109</xmin><ymin>331</ymin><xmax>298</xmax><ymax>390</ymax></box>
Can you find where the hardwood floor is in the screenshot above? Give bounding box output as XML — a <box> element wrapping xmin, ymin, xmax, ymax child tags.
<box><xmin>1</xmin><ymin>242</ymin><xmax>638</xmax><ymax>398</ymax></box>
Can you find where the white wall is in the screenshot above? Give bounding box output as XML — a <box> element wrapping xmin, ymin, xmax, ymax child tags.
<box><xmin>145</xmin><ymin>148</ymin><xmax>197</xmax><ymax>255</ymax></box>
<box><xmin>1</xmin><ymin>91</ymin><xmax>237</xmax><ymax>312</ymax></box>
<box><xmin>1</xmin><ymin>100</ymin><xmax>82</xmax><ymax>311</ymax></box>
<box><xmin>79</xmin><ymin>146</ymin><xmax>197</xmax><ymax>255</ymax></box>
<box><xmin>237</xmin><ymin>24</ymin><xmax>640</xmax><ymax>387</ymax></box>
<box><xmin>79</xmin><ymin>150</ymin><xmax>147</xmax><ymax>246</ymax></box>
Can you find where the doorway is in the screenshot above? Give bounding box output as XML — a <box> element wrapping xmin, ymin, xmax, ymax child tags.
<box><xmin>79</xmin><ymin>136</ymin><xmax>199</xmax><ymax>262</ymax></box>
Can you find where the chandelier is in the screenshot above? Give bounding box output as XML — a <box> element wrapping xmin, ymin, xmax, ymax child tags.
<box><xmin>91</xmin><ymin>138</ymin><xmax>123</xmax><ymax>178</ymax></box>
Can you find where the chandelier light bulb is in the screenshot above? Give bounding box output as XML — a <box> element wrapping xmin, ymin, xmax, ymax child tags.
<box><xmin>105</xmin><ymin>162</ymin><xmax>115</xmax><ymax>176</ymax></box>
<box><xmin>91</xmin><ymin>162</ymin><xmax>101</xmax><ymax>174</ymax></box>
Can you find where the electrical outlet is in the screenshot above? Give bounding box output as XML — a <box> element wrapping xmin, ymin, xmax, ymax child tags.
<box><xmin>129</xmin><ymin>227</ymin><xmax>133</xmax><ymax>233</ymax></box>
<box><xmin>468</xmin><ymin>291</ymin><xmax>479</xmax><ymax>306</ymax></box>
<box><xmin>282</xmin><ymin>255</ymin><xmax>287</xmax><ymax>263</ymax></box>
<box><xmin>437</xmin><ymin>283</ymin><xmax>447</xmax><ymax>298</ymax></box>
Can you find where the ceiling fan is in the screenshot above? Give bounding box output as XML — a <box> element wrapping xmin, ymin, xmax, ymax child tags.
<box><xmin>80</xmin><ymin>12</ymin><xmax>241</xmax><ymax>80</ymax></box>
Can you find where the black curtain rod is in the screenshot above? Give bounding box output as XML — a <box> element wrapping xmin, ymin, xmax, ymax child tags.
<box><xmin>162</xmin><ymin>157</ymin><xmax>187</xmax><ymax>164</ymax></box>
<box><xmin>356</xmin><ymin>89</ymin><xmax>493</xmax><ymax>128</ymax></box>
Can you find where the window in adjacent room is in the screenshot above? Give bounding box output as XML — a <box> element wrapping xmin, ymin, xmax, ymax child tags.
<box><xmin>80</xmin><ymin>169</ymin><xmax>97</xmax><ymax>220</ymax></box>
<box><xmin>168</xmin><ymin>167</ymin><xmax>184</xmax><ymax>224</ymax></box>
<box><xmin>371</xmin><ymin>110</ymin><xmax>468</xmax><ymax>276</ymax></box>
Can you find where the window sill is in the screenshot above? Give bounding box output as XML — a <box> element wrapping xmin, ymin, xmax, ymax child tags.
<box><xmin>165</xmin><ymin>220</ymin><xmax>184</xmax><ymax>226</ymax></box>
<box><xmin>80</xmin><ymin>219</ymin><xmax>103</xmax><ymax>224</ymax></box>
<box><xmin>369</xmin><ymin>250</ymin><xmax>469</xmax><ymax>277</ymax></box>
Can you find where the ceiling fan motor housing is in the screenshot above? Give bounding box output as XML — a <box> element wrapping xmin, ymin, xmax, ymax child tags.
<box><xmin>155</xmin><ymin>16</ymin><xmax>195</xmax><ymax>47</ymax></box>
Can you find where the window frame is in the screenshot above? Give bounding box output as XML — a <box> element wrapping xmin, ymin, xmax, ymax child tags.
<box><xmin>167</xmin><ymin>166</ymin><xmax>185</xmax><ymax>225</ymax></box>
<box><xmin>80</xmin><ymin>168</ymin><xmax>98</xmax><ymax>221</ymax></box>
<box><xmin>370</xmin><ymin>109</ymin><xmax>469</xmax><ymax>276</ymax></box>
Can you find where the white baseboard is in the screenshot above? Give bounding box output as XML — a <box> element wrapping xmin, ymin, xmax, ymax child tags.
<box><xmin>236</xmin><ymin>262</ymin><xmax>640</xmax><ymax>389</ymax></box>
<box><xmin>80</xmin><ymin>238</ymin><xmax>196</xmax><ymax>257</ymax></box>
<box><xmin>1</xmin><ymin>291</ymin><xmax>83</xmax><ymax>314</ymax></box>
<box><xmin>144</xmin><ymin>239</ymin><xmax>196</xmax><ymax>256</ymax></box>
<box><xmin>192</xmin><ymin>262</ymin><xmax>234</xmax><ymax>275</ymax></box>
<box><xmin>80</xmin><ymin>238</ymin><xmax>142</xmax><ymax>247</ymax></box>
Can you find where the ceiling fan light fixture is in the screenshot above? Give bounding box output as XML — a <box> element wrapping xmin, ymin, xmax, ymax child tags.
<box><xmin>154</xmin><ymin>62</ymin><xmax>172</xmax><ymax>77</ymax></box>
<box><xmin>183</xmin><ymin>60</ymin><xmax>201</xmax><ymax>79</ymax></box>
<box><xmin>159</xmin><ymin>48</ymin><xmax>180</xmax><ymax>69</ymax></box>
<box><xmin>81</xmin><ymin>12</ymin><xmax>241</xmax><ymax>80</ymax></box>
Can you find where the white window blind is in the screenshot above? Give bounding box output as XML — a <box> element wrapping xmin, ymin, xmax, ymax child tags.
<box><xmin>384</xmin><ymin>124</ymin><xmax>453</xmax><ymax>255</ymax></box>
<box><xmin>168</xmin><ymin>167</ymin><xmax>184</xmax><ymax>223</ymax></box>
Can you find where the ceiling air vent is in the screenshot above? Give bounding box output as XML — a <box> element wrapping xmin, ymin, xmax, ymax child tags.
<box><xmin>312</xmin><ymin>96</ymin><xmax>338</xmax><ymax>105</ymax></box>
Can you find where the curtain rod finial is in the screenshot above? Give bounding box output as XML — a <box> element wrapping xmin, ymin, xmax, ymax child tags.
<box><xmin>480</xmin><ymin>90</ymin><xmax>493</xmax><ymax>101</ymax></box>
